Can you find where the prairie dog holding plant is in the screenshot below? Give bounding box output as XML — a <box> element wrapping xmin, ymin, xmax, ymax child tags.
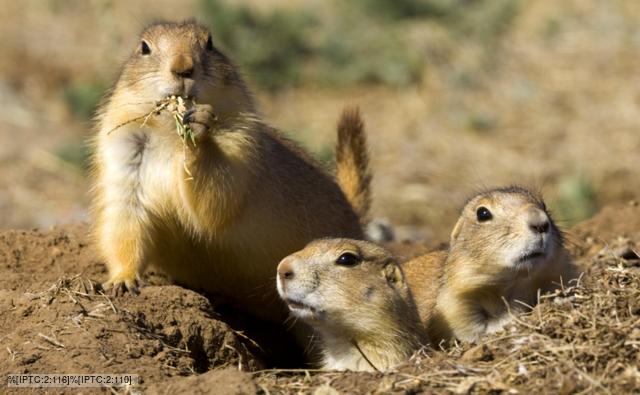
<box><xmin>403</xmin><ymin>186</ymin><xmax>577</xmax><ymax>343</ymax></box>
<box><xmin>91</xmin><ymin>21</ymin><xmax>369</xmax><ymax>323</ymax></box>
<box><xmin>276</xmin><ymin>239</ymin><xmax>425</xmax><ymax>371</ymax></box>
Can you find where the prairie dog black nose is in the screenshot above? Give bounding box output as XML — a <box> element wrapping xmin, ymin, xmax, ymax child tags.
<box><xmin>527</xmin><ymin>208</ymin><xmax>550</xmax><ymax>234</ymax></box>
<box><xmin>277</xmin><ymin>256</ymin><xmax>296</xmax><ymax>281</ymax></box>
<box><xmin>171</xmin><ymin>54</ymin><xmax>194</xmax><ymax>78</ymax></box>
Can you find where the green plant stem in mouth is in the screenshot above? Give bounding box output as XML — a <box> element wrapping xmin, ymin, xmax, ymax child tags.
<box><xmin>106</xmin><ymin>95</ymin><xmax>195</xmax><ymax>137</ymax></box>
<box><xmin>174</xmin><ymin>113</ymin><xmax>196</xmax><ymax>146</ymax></box>
<box><xmin>168</xmin><ymin>95</ymin><xmax>197</xmax><ymax>181</ymax></box>
<box><xmin>169</xmin><ymin>95</ymin><xmax>196</xmax><ymax>148</ymax></box>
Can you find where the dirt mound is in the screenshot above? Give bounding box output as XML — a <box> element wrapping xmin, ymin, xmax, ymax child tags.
<box><xmin>1</xmin><ymin>204</ymin><xmax>639</xmax><ymax>393</ymax></box>
<box><xmin>0</xmin><ymin>226</ymin><xmax>263</xmax><ymax>392</ymax></box>
<box><xmin>0</xmin><ymin>280</ymin><xmax>261</xmax><ymax>378</ymax></box>
<box><xmin>570</xmin><ymin>200</ymin><xmax>640</xmax><ymax>259</ymax></box>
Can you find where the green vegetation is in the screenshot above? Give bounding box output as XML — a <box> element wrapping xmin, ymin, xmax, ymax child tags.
<box><xmin>199</xmin><ymin>0</ymin><xmax>425</xmax><ymax>90</ymax></box>
<box><xmin>467</xmin><ymin>112</ymin><xmax>497</xmax><ymax>134</ymax></box>
<box><xmin>543</xmin><ymin>17</ymin><xmax>562</xmax><ymax>43</ymax></box>
<box><xmin>197</xmin><ymin>0</ymin><xmax>520</xmax><ymax>91</ymax></box>
<box><xmin>314</xmin><ymin>12</ymin><xmax>422</xmax><ymax>86</ymax></box>
<box><xmin>359</xmin><ymin>0</ymin><xmax>452</xmax><ymax>20</ymax></box>
<box><xmin>54</xmin><ymin>141</ymin><xmax>92</xmax><ymax>172</ymax></box>
<box><xmin>315</xmin><ymin>144</ymin><xmax>336</xmax><ymax>168</ymax></box>
<box><xmin>200</xmin><ymin>0</ymin><xmax>315</xmax><ymax>91</ymax></box>
<box><xmin>63</xmin><ymin>81</ymin><xmax>105</xmax><ymax>120</ymax></box>
<box><xmin>447</xmin><ymin>0</ymin><xmax>520</xmax><ymax>43</ymax></box>
<box><xmin>552</xmin><ymin>175</ymin><xmax>599</xmax><ymax>226</ymax></box>
<box><xmin>361</xmin><ymin>0</ymin><xmax>520</xmax><ymax>40</ymax></box>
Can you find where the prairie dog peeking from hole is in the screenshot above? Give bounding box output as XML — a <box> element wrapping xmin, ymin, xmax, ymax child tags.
<box><xmin>404</xmin><ymin>186</ymin><xmax>578</xmax><ymax>344</ymax></box>
<box><xmin>276</xmin><ymin>239</ymin><xmax>425</xmax><ymax>371</ymax></box>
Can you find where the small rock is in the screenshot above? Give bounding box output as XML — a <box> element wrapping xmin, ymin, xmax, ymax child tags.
<box><xmin>460</xmin><ymin>344</ymin><xmax>493</xmax><ymax>362</ymax></box>
<box><xmin>50</xmin><ymin>247</ymin><xmax>63</xmax><ymax>258</ymax></box>
<box><xmin>314</xmin><ymin>384</ymin><xmax>340</xmax><ymax>395</ymax></box>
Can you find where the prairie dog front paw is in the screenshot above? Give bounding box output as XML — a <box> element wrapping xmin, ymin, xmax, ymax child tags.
<box><xmin>183</xmin><ymin>104</ymin><xmax>217</xmax><ymax>145</ymax></box>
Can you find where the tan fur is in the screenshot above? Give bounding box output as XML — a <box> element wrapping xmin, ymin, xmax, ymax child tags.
<box><xmin>91</xmin><ymin>21</ymin><xmax>364</xmax><ymax>323</ymax></box>
<box><xmin>404</xmin><ymin>187</ymin><xmax>578</xmax><ymax>344</ymax></box>
<box><xmin>335</xmin><ymin>107</ymin><xmax>371</xmax><ymax>222</ymax></box>
<box><xmin>402</xmin><ymin>250</ymin><xmax>447</xmax><ymax>329</ymax></box>
<box><xmin>276</xmin><ymin>239</ymin><xmax>425</xmax><ymax>371</ymax></box>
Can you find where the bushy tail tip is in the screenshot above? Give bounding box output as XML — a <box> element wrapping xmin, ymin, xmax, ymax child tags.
<box><xmin>335</xmin><ymin>106</ymin><xmax>372</xmax><ymax>221</ymax></box>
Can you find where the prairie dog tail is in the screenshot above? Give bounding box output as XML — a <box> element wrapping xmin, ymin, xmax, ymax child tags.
<box><xmin>335</xmin><ymin>107</ymin><xmax>372</xmax><ymax>221</ymax></box>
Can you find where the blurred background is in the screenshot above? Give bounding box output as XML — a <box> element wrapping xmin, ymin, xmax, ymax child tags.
<box><xmin>0</xmin><ymin>0</ymin><xmax>638</xmax><ymax>242</ymax></box>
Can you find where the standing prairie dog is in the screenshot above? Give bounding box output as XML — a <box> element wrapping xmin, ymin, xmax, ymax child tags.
<box><xmin>276</xmin><ymin>239</ymin><xmax>425</xmax><ymax>371</ymax></box>
<box><xmin>91</xmin><ymin>21</ymin><xmax>370</xmax><ymax>323</ymax></box>
<box><xmin>403</xmin><ymin>186</ymin><xmax>577</xmax><ymax>343</ymax></box>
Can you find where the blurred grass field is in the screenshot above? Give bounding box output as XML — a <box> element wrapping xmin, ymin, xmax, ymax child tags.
<box><xmin>0</xmin><ymin>0</ymin><xmax>638</xmax><ymax>241</ymax></box>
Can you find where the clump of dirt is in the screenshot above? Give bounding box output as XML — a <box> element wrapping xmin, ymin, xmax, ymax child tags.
<box><xmin>1</xmin><ymin>204</ymin><xmax>639</xmax><ymax>393</ymax></box>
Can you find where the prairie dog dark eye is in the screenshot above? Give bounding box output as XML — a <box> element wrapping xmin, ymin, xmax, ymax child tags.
<box><xmin>141</xmin><ymin>40</ymin><xmax>151</xmax><ymax>55</ymax></box>
<box><xmin>206</xmin><ymin>35</ymin><xmax>214</xmax><ymax>51</ymax></box>
<box><xmin>336</xmin><ymin>252</ymin><xmax>360</xmax><ymax>267</ymax></box>
<box><xmin>476</xmin><ymin>206</ymin><xmax>492</xmax><ymax>222</ymax></box>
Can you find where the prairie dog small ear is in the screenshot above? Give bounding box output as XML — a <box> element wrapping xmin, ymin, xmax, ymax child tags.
<box><xmin>382</xmin><ymin>263</ymin><xmax>404</xmax><ymax>287</ymax></box>
<box><xmin>450</xmin><ymin>217</ymin><xmax>465</xmax><ymax>243</ymax></box>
